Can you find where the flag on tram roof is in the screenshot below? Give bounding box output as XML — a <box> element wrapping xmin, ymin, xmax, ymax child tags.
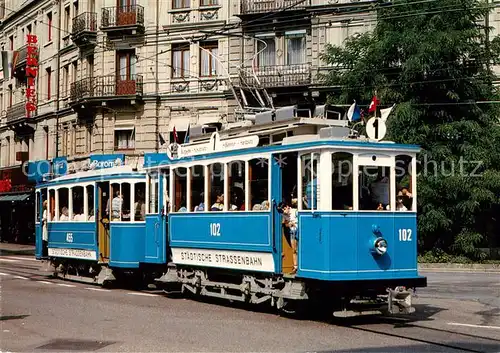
<box><xmin>347</xmin><ymin>101</ymin><xmax>362</xmax><ymax>122</ymax></box>
<box><xmin>368</xmin><ymin>96</ymin><xmax>379</xmax><ymax>114</ymax></box>
<box><xmin>380</xmin><ymin>103</ymin><xmax>396</xmax><ymax>122</ymax></box>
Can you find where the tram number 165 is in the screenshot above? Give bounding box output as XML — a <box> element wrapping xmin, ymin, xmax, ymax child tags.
<box><xmin>398</xmin><ymin>228</ymin><xmax>412</xmax><ymax>242</ymax></box>
<box><xmin>209</xmin><ymin>223</ymin><xmax>221</xmax><ymax>237</ymax></box>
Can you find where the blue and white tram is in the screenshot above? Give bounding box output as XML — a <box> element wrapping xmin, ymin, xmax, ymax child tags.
<box><xmin>148</xmin><ymin>122</ymin><xmax>427</xmax><ymax>316</ymax></box>
<box><xmin>35</xmin><ymin>165</ymin><xmax>148</xmax><ymax>284</ymax></box>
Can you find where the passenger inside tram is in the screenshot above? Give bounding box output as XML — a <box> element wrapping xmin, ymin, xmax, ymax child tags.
<box><xmin>211</xmin><ymin>193</ymin><xmax>224</xmax><ymax>211</ymax></box>
<box><xmin>59</xmin><ymin>207</ymin><xmax>69</xmax><ymax>221</ymax></box>
<box><xmin>111</xmin><ymin>190</ymin><xmax>122</xmax><ymax>221</ymax></box>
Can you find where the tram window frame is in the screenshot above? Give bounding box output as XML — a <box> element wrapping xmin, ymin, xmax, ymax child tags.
<box><xmin>190</xmin><ymin>165</ymin><xmax>205</xmax><ymax>212</ymax></box>
<box><xmin>133</xmin><ymin>181</ymin><xmax>146</xmax><ymax>221</ymax></box>
<box><xmin>108</xmin><ymin>181</ymin><xmax>141</xmax><ymax>222</ymax></box>
<box><xmin>121</xmin><ymin>183</ymin><xmax>132</xmax><ymax>222</ymax></box>
<box><xmin>395</xmin><ymin>154</ymin><xmax>416</xmax><ymax>212</ymax></box>
<box><xmin>300</xmin><ymin>153</ymin><xmax>320</xmax><ymax>211</ymax></box>
<box><xmin>110</xmin><ymin>183</ymin><xmax>122</xmax><ymax>221</ymax></box>
<box><xmin>72</xmin><ymin>186</ymin><xmax>85</xmax><ymax>221</ymax></box>
<box><xmin>358</xmin><ymin>165</ymin><xmax>392</xmax><ymax>211</ymax></box>
<box><xmin>228</xmin><ymin>160</ymin><xmax>245</xmax><ymax>211</ymax></box>
<box><xmin>173</xmin><ymin>167</ymin><xmax>188</xmax><ymax>212</ymax></box>
<box><xmin>208</xmin><ymin>162</ymin><xmax>225</xmax><ymax>212</ymax></box>
<box><xmin>86</xmin><ymin>185</ymin><xmax>95</xmax><ymax>222</ymax></box>
<box><xmin>35</xmin><ymin>191</ymin><xmax>40</xmax><ymax>224</ymax></box>
<box><xmin>331</xmin><ymin>152</ymin><xmax>354</xmax><ymax>211</ymax></box>
<box><xmin>56</xmin><ymin>187</ymin><xmax>70</xmax><ymax>221</ymax></box>
<box><xmin>248</xmin><ymin>158</ymin><xmax>270</xmax><ymax>212</ymax></box>
<box><xmin>48</xmin><ymin>189</ymin><xmax>55</xmax><ymax>221</ymax></box>
<box><xmin>147</xmin><ymin>173</ymin><xmax>159</xmax><ymax>215</ymax></box>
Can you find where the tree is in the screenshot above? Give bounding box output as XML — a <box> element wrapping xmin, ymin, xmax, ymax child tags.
<box><xmin>321</xmin><ymin>0</ymin><xmax>500</xmax><ymax>259</ymax></box>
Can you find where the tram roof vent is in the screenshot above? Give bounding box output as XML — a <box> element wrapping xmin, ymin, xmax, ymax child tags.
<box><xmin>319</xmin><ymin>126</ymin><xmax>351</xmax><ymax>140</ymax></box>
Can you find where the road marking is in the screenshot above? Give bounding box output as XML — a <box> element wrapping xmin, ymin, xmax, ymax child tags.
<box><xmin>38</xmin><ymin>281</ymin><xmax>53</xmax><ymax>285</ymax></box>
<box><xmin>448</xmin><ymin>322</ymin><xmax>500</xmax><ymax>330</ymax></box>
<box><xmin>85</xmin><ymin>287</ymin><xmax>110</xmax><ymax>292</ymax></box>
<box><xmin>13</xmin><ymin>275</ymin><xmax>28</xmax><ymax>280</ymax></box>
<box><xmin>7</xmin><ymin>256</ymin><xmax>38</xmax><ymax>262</ymax></box>
<box><xmin>56</xmin><ymin>283</ymin><xmax>76</xmax><ymax>287</ymax></box>
<box><xmin>126</xmin><ymin>292</ymin><xmax>159</xmax><ymax>297</ymax></box>
<box><xmin>0</xmin><ymin>258</ymin><xmax>18</xmax><ymax>262</ymax></box>
<box><xmin>0</xmin><ymin>272</ymin><xmax>10</xmax><ymax>276</ymax></box>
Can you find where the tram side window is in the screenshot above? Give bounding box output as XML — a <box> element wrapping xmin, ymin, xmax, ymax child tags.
<box><xmin>148</xmin><ymin>174</ymin><xmax>159</xmax><ymax>214</ymax></box>
<box><xmin>49</xmin><ymin>189</ymin><xmax>55</xmax><ymax>221</ymax></box>
<box><xmin>121</xmin><ymin>183</ymin><xmax>131</xmax><ymax>221</ymax></box>
<box><xmin>174</xmin><ymin>168</ymin><xmax>187</xmax><ymax>212</ymax></box>
<box><xmin>208</xmin><ymin>163</ymin><xmax>224</xmax><ymax>211</ymax></box>
<box><xmin>191</xmin><ymin>165</ymin><xmax>205</xmax><ymax>211</ymax></box>
<box><xmin>249</xmin><ymin>158</ymin><xmax>269</xmax><ymax>211</ymax></box>
<box><xmin>134</xmin><ymin>182</ymin><xmax>146</xmax><ymax>221</ymax></box>
<box><xmin>332</xmin><ymin>153</ymin><xmax>353</xmax><ymax>211</ymax></box>
<box><xmin>228</xmin><ymin>161</ymin><xmax>245</xmax><ymax>211</ymax></box>
<box><xmin>359</xmin><ymin>166</ymin><xmax>391</xmax><ymax>211</ymax></box>
<box><xmin>110</xmin><ymin>183</ymin><xmax>121</xmax><ymax>221</ymax></box>
<box><xmin>301</xmin><ymin>154</ymin><xmax>320</xmax><ymax>210</ymax></box>
<box><xmin>72</xmin><ymin>186</ymin><xmax>84</xmax><ymax>221</ymax></box>
<box><xmin>395</xmin><ymin>155</ymin><xmax>414</xmax><ymax>211</ymax></box>
<box><xmin>58</xmin><ymin>188</ymin><xmax>69</xmax><ymax>221</ymax></box>
<box><xmin>86</xmin><ymin>185</ymin><xmax>95</xmax><ymax>221</ymax></box>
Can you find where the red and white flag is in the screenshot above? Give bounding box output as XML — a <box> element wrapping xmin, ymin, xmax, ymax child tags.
<box><xmin>368</xmin><ymin>96</ymin><xmax>379</xmax><ymax>114</ymax></box>
<box><xmin>173</xmin><ymin>126</ymin><xmax>179</xmax><ymax>143</ymax></box>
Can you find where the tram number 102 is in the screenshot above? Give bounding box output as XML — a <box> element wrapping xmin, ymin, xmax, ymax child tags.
<box><xmin>398</xmin><ymin>228</ymin><xmax>412</xmax><ymax>242</ymax></box>
<box><xmin>209</xmin><ymin>223</ymin><xmax>221</xmax><ymax>237</ymax></box>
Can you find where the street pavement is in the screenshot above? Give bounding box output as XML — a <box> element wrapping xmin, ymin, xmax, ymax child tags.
<box><xmin>0</xmin><ymin>255</ymin><xmax>499</xmax><ymax>352</ymax></box>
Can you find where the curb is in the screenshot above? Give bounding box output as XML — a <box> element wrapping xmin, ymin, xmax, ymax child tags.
<box><xmin>418</xmin><ymin>263</ymin><xmax>500</xmax><ymax>273</ymax></box>
<box><xmin>0</xmin><ymin>249</ymin><xmax>35</xmax><ymax>256</ymax></box>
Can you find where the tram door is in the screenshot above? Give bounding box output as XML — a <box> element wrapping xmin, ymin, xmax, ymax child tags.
<box><xmin>97</xmin><ymin>182</ymin><xmax>110</xmax><ymax>263</ymax></box>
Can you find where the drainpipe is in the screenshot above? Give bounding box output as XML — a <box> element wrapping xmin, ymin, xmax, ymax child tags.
<box><xmin>55</xmin><ymin>0</ymin><xmax>62</xmax><ymax>158</ymax></box>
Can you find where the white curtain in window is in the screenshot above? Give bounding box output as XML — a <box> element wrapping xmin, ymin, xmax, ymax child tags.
<box><xmin>286</xmin><ymin>35</ymin><xmax>306</xmax><ymax>65</ymax></box>
<box><xmin>172</xmin><ymin>50</ymin><xmax>181</xmax><ymax>78</ymax></box>
<box><xmin>257</xmin><ymin>38</ymin><xmax>275</xmax><ymax>67</ymax></box>
<box><xmin>119</xmin><ymin>55</ymin><xmax>127</xmax><ymax>80</ymax></box>
<box><xmin>200</xmin><ymin>47</ymin><xmax>218</xmax><ymax>76</ymax></box>
<box><xmin>182</xmin><ymin>50</ymin><xmax>190</xmax><ymax>77</ymax></box>
<box><xmin>130</xmin><ymin>55</ymin><xmax>137</xmax><ymax>79</ymax></box>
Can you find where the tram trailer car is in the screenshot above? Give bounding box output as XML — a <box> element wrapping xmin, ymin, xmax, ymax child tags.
<box><xmin>35</xmin><ymin>166</ymin><xmax>149</xmax><ymax>284</ymax></box>
<box><xmin>147</xmin><ymin>122</ymin><xmax>427</xmax><ymax>317</ymax></box>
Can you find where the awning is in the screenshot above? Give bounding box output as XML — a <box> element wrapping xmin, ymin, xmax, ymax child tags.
<box><xmin>0</xmin><ymin>193</ymin><xmax>31</xmax><ymax>202</ymax></box>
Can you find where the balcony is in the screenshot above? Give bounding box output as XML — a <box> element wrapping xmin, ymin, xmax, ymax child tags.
<box><xmin>12</xmin><ymin>45</ymin><xmax>38</xmax><ymax>80</ymax></box>
<box><xmin>239</xmin><ymin>0</ymin><xmax>310</xmax><ymax>15</ymax></box>
<box><xmin>5</xmin><ymin>102</ymin><xmax>36</xmax><ymax>135</ymax></box>
<box><xmin>69</xmin><ymin>75</ymin><xmax>143</xmax><ymax>112</ymax></box>
<box><xmin>240</xmin><ymin>64</ymin><xmax>312</xmax><ymax>88</ymax></box>
<box><xmin>101</xmin><ymin>5</ymin><xmax>145</xmax><ymax>37</ymax></box>
<box><xmin>71</xmin><ymin>12</ymin><xmax>97</xmax><ymax>48</ymax></box>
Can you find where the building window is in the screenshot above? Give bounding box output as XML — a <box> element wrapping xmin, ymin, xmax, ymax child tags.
<box><xmin>172</xmin><ymin>0</ymin><xmax>190</xmax><ymax>9</ymax></box>
<box><xmin>285</xmin><ymin>32</ymin><xmax>306</xmax><ymax>65</ymax></box>
<box><xmin>8</xmin><ymin>85</ymin><xmax>12</xmax><ymax>107</ymax></box>
<box><xmin>86</xmin><ymin>126</ymin><xmax>92</xmax><ymax>154</ymax></box>
<box><xmin>63</xmin><ymin>65</ymin><xmax>69</xmax><ymax>97</ymax></box>
<box><xmin>73</xmin><ymin>1</ymin><xmax>79</xmax><ymax>19</ymax></box>
<box><xmin>257</xmin><ymin>37</ymin><xmax>276</xmax><ymax>67</ymax></box>
<box><xmin>46</xmin><ymin>68</ymin><xmax>52</xmax><ymax>100</ymax></box>
<box><xmin>72</xmin><ymin>61</ymin><xmax>78</xmax><ymax>83</ymax></box>
<box><xmin>64</xmin><ymin>6</ymin><xmax>70</xmax><ymax>32</ymax></box>
<box><xmin>117</xmin><ymin>50</ymin><xmax>136</xmax><ymax>80</ymax></box>
<box><xmin>47</xmin><ymin>12</ymin><xmax>52</xmax><ymax>41</ymax></box>
<box><xmin>114</xmin><ymin>129</ymin><xmax>135</xmax><ymax>150</ymax></box>
<box><xmin>200</xmin><ymin>42</ymin><xmax>218</xmax><ymax>77</ymax></box>
<box><xmin>172</xmin><ymin>44</ymin><xmax>189</xmax><ymax>78</ymax></box>
<box><xmin>9</xmin><ymin>36</ymin><xmax>13</xmax><ymax>50</ymax></box>
<box><xmin>200</xmin><ymin>0</ymin><xmax>217</xmax><ymax>5</ymax></box>
<box><xmin>86</xmin><ymin>55</ymin><xmax>94</xmax><ymax>78</ymax></box>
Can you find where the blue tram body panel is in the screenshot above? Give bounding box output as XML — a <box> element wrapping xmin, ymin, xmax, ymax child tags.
<box><xmin>47</xmin><ymin>222</ymin><xmax>97</xmax><ymax>251</ymax></box>
<box><xmin>109</xmin><ymin>223</ymin><xmax>146</xmax><ymax>268</ymax></box>
<box><xmin>298</xmin><ymin>212</ymin><xmax>419</xmax><ymax>281</ymax></box>
<box><xmin>144</xmin><ymin>214</ymin><xmax>166</xmax><ymax>263</ymax></box>
<box><xmin>169</xmin><ymin>212</ymin><xmax>272</xmax><ymax>252</ymax></box>
<box><xmin>35</xmin><ymin>223</ymin><xmax>43</xmax><ymax>259</ymax></box>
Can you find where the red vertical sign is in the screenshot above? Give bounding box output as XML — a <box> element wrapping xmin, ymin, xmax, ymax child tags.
<box><xmin>25</xmin><ymin>34</ymin><xmax>38</xmax><ymax>117</ymax></box>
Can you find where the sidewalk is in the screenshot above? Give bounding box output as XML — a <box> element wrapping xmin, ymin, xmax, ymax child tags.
<box><xmin>0</xmin><ymin>242</ymin><xmax>35</xmax><ymax>255</ymax></box>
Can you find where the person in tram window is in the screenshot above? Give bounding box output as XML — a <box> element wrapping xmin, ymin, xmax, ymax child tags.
<box><xmin>261</xmin><ymin>200</ymin><xmax>270</xmax><ymax>210</ymax></box>
<box><xmin>134</xmin><ymin>194</ymin><xmax>146</xmax><ymax>221</ymax></box>
<box><xmin>59</xmin><ymin>207</ymin><xmax>69</xmax><ymax>221</ymax></box>
<box><xmin>111</xmin><ymin>190</ymin><xmax>123</xmax><ymax>221</ymax></box>
<box><xmin>396</xmin><ymin>192</ymin><xmax>408</xmax><ymax>211</ymax></box>
<box><xmin>194</xmin><ymin>192</ymin><xmax>205</xmax><ymax>212</ymax></box>
<box><xmin>370</xmin><ymin>173</ymin><xmax>390</xmax><ymax>210</ymax></box>
<box><xmin>211</xmin><ymin>193</ymin><xmax>224</xmax><ymax>211</ymax></box>
<box><xmin>42</xmin><ymin>200</ymin><xmax>48</xmax><ymax>257</ymax></box>
<box><xmin>88</xmin><ymin>208</ymin><xmax>95</xmax><ymax>222</ymax></box>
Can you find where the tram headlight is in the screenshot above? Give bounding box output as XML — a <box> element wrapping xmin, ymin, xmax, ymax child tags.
<box><xmin>373</xmin><ymin>237</ymin><xmax>388</xmax><ymax>256</ymax></box>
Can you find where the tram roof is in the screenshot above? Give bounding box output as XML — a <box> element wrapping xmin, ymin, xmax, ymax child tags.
<box><xmin>36</xmin><ymin>165</ymin><xmax>145</xmax><ymax>188</ymax></box>
<box><xmin>144</xmin><ymin>137</ymin><xmax>420</xmax><ymax>169</ymax></box>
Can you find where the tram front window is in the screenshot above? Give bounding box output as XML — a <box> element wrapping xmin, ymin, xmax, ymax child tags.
<box><xmin>359</xmin><ymin>166</ymin><xmax>391</xmax><ymax>211</ymax></box>
<box><xmin>396</xmin><ymin>154</ymin><xmax>414</xmax><ymax>211</ymax></box>
<box><xmin>332</xmin><ymin>152</ymin><xmax>353</xmax><ymax>211</ymax></box>
<box><xmin>301</xmin><ymin>153</ymin><xmax>319</xmax><ymax>210</ymax></box>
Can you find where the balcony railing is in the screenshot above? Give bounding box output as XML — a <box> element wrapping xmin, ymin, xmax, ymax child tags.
<box><xmin>101</xmin><ymin>5</ymin><xmax>144</xmax><ymax>29</ymax></box>
<box><xmin>241</xmin><ymin>64</ymin><xmax>312</xmax><ymax>87</ymax></box>
<box><xmin>70</xmin><ymin>75</ymin><xmax>144</xmax><ymax>103</ymax></box>
<box><xmin>14</xmin><ymin>45</ymin><xmax>27</xmax><ymax>67</ymax></box>
<box><xmin>6</xmin><ymin>102</ymin><xmax>28</xmax><ymax>123</ymax></box>
<box><xmin>240</xmin><ymin>0</ymin><xmax>309</xmax><ymax>14</ymax></box>
<box><xmin>72</xmin><ymin>12</ymin><xmax>97</xmax><ymax>35</ymax></box>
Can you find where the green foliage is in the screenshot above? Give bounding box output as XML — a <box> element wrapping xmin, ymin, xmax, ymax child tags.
<box><xmin>321</xmin><ymin>0</ymin><xmax>500</xmax><ymax>260</ymax></box>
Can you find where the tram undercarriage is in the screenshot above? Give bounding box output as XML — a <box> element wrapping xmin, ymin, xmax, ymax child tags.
<box><xmin>155</xmin><ymin>264</ymin><xmax>417</xmax><ymax>317</ymax></box>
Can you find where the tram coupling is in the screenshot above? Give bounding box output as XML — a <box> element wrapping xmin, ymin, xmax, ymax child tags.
<box><xmin>387</xmin><ymin>286</ymin><xmax>414</xmax><ymax>314</ymax></box>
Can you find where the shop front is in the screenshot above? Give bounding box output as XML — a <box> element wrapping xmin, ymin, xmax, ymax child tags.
<box><xmin>0</xmin><ymin>165</ymin><xmax>36</xmax><ymax>244</ymax></box>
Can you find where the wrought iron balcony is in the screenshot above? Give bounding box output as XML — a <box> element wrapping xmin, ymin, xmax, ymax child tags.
<box><xmin>71</xmin><ymin>12</ymin><xmax>97</xmax><ymax>47</ymax></box>
<box><xmin>5</xmin><ymin>102</ymin><xmax>28</xmax><ymax>123</ymax></box>
<box><xmin>240</xmin><ymin>0</ymin><xmax>310</xmax><ymax>15</ymax></box>
<box><xmin>101</xmin><ymin>5</ymin><xmax>144</xmax><ymax>34</ymax></box>
<box><xmin>240</xmin><ymin>64</ymin><xmax>312</xmax><ymax>88</ymax></box>
<box><xmin>70</xmin><ymin>75</ymin><xmax>144</xmax><ymax>105</ymax></box>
